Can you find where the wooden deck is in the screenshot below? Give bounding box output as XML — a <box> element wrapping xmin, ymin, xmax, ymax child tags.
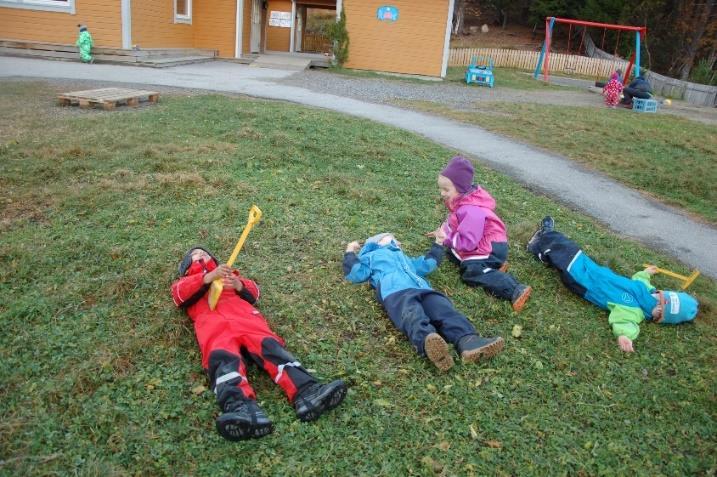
<box><xmin>58</xmin><ymin>88</ymin><xmax>159</xmax><ymax>110</ymax></box>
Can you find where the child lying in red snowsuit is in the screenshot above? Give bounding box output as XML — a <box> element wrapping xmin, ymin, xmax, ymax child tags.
<box><xmin>171</xmin><ymin>246</ymin><xmax>346</xmax><ymax>441</ymax></box>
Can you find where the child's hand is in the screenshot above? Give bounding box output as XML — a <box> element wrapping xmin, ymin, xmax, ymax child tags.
<box><xmin>434</xmin><ymin>228</ymin><xmax>447</xmax><ymax>245</ymax></box>
<box><xmin>346</xmin><ymin>241</ymin><xmax>360</xmax><ymax>253</ymax></box>
<box><xmin>617</xmin><ymin>335</ymin><xmax>634</xmax><ymax>353</ymax></box>
<box><xmin>645</xmin><ymin>265</ymin><xmax>658</xmax><ymax>275</ymax></box>
<box><xmin>425</xmin><ymin>227</ymin><xmax>440</xmax><ymax>238</ymax></box>
<box><xmin>203</xmin><ymin>264</ymin><xmax>232</xmax><ymax>284</ymax></box>
<box><xmin>223</xmin><ymin>274</ymin><xmax>244</xmax><ymax>292</ymax></box>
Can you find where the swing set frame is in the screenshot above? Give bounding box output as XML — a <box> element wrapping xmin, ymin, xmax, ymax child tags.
<box><xmin>533</xmin><ymin>17</ymin><xmax>647</xmax><ymax>84</ymax></box>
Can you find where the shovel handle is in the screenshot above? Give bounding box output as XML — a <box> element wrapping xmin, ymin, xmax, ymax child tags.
<box><xmin>226</xmin><ymin>205</ymin><xmax>262</xmax><ymax>267</ymax></box>
<box><xmin>642</xmin><ymin>263</ymin><xmax>688</xmax><ymax>280</ymax></box>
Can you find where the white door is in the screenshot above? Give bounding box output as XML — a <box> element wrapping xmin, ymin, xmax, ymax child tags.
<box><xmin>251</xmin><ymin>0</ymin><xmax>262</xmax><ymax>53</ymax></box>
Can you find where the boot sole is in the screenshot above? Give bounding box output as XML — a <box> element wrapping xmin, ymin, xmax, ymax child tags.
<box><xmin>424</xmin><ymin>333</ymin><xmax>454</xmax><ymax>372</ymax></box>
<box><xmin>512</xmin><ymin>286</ymin><xmax>532</xmax><ymax>313</ymax></box>
<box><xmin>461</xmin><ymin>337</ymin><xmax>505</xmax><ymax>363</ymax></box>
<box><xmin>297</xmin><ymin>382</ymin><xmax>348</xmax><ymax>423</ymax></box>
<box><xmin>216</xmin><ymin>415</ymin><xmax>273</xmax><ymax>441</ymax></box>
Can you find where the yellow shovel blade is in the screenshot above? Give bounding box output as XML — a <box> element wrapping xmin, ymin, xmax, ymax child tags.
<box><xmin>208</xmin><ymin>206</ymin><xmax>263</xmax><ymax>310</ymax></box>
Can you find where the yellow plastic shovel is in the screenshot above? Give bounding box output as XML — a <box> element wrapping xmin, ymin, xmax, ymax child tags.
<box><xmin>643</xmin><ymin>263</ymin><xmax>700</xmax><ymax>290</ymax></box>
<box><xmin>208</xmin><ymin>205</ymin><xmax>263</xmax><ymax>310</ymax></box>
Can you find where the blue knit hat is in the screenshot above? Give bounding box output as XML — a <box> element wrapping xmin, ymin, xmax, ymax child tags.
<box><xmin>658</xmin><ymin>291</ymin><xmax>699</xmax><ymax>324</ymax></box>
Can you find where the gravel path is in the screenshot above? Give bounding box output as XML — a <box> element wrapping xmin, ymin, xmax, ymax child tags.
<box><xmin>277</xmin><ymin>69</ymin><xmax>717</xmax><ymax>125</ymax></box>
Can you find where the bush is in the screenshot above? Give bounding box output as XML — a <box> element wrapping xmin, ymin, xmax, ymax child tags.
<box><xmin>689</xmin><ymin>58</ymin><xmax>716</xmax><ymax>86</ymax></box>
<box><xmin>327</xmin><ymin>9</ymin><xmax>349</xmax><ymax>66</ymax></box>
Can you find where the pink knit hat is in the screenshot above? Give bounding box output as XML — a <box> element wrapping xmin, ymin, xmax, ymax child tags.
<box><xmin>440</xmin><ymin>156</ymin><xmax>474</xmax><ymax>193</ymax></box>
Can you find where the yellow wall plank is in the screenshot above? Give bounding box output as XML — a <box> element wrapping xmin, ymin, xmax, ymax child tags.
<box><xmin>344</xmin><ymin>0</ymin><xmax>450</xmax><ymax>77</ymax></box>
<box><xmin>132</xmin><ymin>1</ymin><xmax>193</xmax><ymax>49</ymax></box>
<box><xmin>193</xmin><ymin>0</ymin><xmax>236</xmax><ymax>57</ymax></box>
<box><xmin>0</xmin><ymin>2</ymin><xmax>121</xmax><ymax>48</ymax></box>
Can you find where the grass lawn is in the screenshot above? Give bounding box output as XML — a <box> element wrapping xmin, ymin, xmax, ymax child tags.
<box><xmin>393</xmin><ymin>100</ymin><xmax>717</xmax><ymax>224</ymax></box>
<box><xmin>1</xmin><ymin>80</ymin><xmax>715</xmax><ymax>476</ymax></box>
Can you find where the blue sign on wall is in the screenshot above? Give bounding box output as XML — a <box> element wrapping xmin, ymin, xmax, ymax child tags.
<box><xmin>377</xmin><ymin>6</ymin><xmax>399</xmax><ymax>22</ymax></box>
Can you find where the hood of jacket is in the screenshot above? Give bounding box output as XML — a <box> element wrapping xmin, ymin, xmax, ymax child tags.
<box><xmin>446</xmin><ymin>186</ymin><xmax>496</xmax><ymax>212</ymax></box>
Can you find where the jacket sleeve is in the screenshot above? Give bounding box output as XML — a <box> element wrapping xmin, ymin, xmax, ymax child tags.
<box><xmin>607</xmin><ymin>304</ymin><xmax>644</xmax><ymax>341</ymax></box>
<box><xmin>410</xmin><ymin>244</ymin><xmax>445</xmax><ymax>276</ymax></box>
<box><xmin>443</xmin><ymin>205</ymin><xmax>487</xmax><ymax>253</ymax></box>
<box><xmin>234</xmin><ymin>272</ymin><xmax>260</xmax><ymax>304</ymax></box>
<box><xmin>343</xmin><ymin>252</ymin><xmax>371</xmax><ymax>284</ymax></box>
<box><xmin>631</xmin><ymin>270</ymin><xmax>654</xmax><ymax>290</ymax></box>
<box><xmin>171</xmin><ymin>273</ymin><xmax>209</xmax><ymax>309</ymax></box>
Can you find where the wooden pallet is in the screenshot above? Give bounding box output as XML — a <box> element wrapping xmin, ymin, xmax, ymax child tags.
<box><xmin>58</xmin><ymin>88</ymin><xmax>160</xmax><ymax>110</ymax></box>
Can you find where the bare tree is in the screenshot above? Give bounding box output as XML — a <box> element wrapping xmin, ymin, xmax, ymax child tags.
<box><xmin>678</xmin><ymin>0</ymin><xmax>716</xmax><ymax>80</ymax></box>
<box><xmin>453</xmin><ymin>0</ymin><xmax>466</xmax><ymax>35</ymax></box>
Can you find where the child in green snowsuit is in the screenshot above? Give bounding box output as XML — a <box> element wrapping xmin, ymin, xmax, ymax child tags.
<box><xmin>527</xmin><ymin>216</ymin><xmax>699</xmax><ymax>353</ymax></box>
<box><xmin>76</xmin><ymin>24</ymin><xmax>94</xmax><ymax>63</ymax></box>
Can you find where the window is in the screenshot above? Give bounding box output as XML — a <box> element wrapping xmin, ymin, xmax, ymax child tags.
<box><xmin>175</xmin><ymin>0</ymin><xmax>191</xmax><ymax>24</ymax></box>
<box><xmin>0</xmin><ymin>0</ymin><xmax>75</xmax><ymax>13</ymax></box>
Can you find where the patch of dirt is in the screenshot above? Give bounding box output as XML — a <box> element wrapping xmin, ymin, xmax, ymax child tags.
<box><xmin>451</xmin><ymin>24</ymin><xmax>543</xmax><ymax>51</ymax></box>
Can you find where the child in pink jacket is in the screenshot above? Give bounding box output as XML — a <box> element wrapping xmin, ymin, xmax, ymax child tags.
<box><xmin>429</xmin><ymin>156</ymin><xmax>532</xmax><ymax>312</ymax></box>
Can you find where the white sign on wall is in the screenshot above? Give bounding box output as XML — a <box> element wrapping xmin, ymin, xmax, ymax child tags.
<box><xmin>269</xmin><ymin>11</ymin><xmax>292</xmax><ymax>28</ymax></box>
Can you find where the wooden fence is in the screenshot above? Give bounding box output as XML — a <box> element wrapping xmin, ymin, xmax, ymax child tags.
<box><xmin>449</xmin><ymin>47</ymin><xmax>627</xmax><ymax>78</ymax></box>
<box><xmin>302</xmin><ymin>32</ymin><xmax>331</xmax><ymax>54</ymax></box>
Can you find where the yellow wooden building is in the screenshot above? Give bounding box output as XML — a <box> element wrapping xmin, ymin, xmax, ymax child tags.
<box><xmin>0</xmin><ymin>0</ymin><xmax>454</xmax><ymax>77</ymax></box>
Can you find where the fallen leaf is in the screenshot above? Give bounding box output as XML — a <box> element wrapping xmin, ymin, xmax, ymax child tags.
<box><xmin>191</xmin><ymin>385</ymin><xmax>207</xmax><ymax>395</ymax></box>
<box><xmin>512</xmin><ymin>324</ymin><xmax>523</xmax><ymax>338</ymax></box>
<box><xmin>470</xmin><ymin>425</ymin><xmax>479</xmax><ymax>440</ymax></box>
<box><xmin>374</xmin><ymin>399</ymin><xmax>392</xmax><ymax>407</ymax></box>
<box><xmin>437</xmin><ymin>441</ymin><xmax>450</xmax><ymax>451</ymax></box>
<box><xmin>426</xmin><ymin>383</ymin><xmax>437</xmax><ymax>392</ymax></box>
<box><xmin>485</xmin><ymin>440</ymin><xmax>502</xmax><ymax>449</ymax></box>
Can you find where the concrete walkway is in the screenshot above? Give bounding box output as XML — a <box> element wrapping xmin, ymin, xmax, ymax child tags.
<box><xmin>1</xmin><ymin>57</ymin><xmax>715</xmax><ymax>278</ymax></box>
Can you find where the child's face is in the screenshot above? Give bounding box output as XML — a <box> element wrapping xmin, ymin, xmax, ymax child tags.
<box><xmin>190</xmin><ymin>248</ymin><xmax>211</xmax><ymax>263</ymax></box>
<box><xmin>438</xmin><ymin>175</ymin><xmax>459</xmax><ymax>202</ymax></box>
<box><xmin>651</xmin><ymin>292</ymin><xmax>664</xmax><ymax>320</ymax></box>
<box><xmin>378</xmin><ymin>234</ymin><xmax>399</xmax><ymax>247</ymax></box>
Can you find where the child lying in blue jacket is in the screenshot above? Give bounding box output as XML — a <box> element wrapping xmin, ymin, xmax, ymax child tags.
<box><xmin>343</xmin><ymin>233</ymin><xmax>503</xmax><ymax>371</ymax></box>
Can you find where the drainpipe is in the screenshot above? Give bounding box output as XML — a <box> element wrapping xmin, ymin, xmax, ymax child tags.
<box><xmin>441</xmin><ymin>0</ymin><xmax>455</xmax><ymax>78</ymax></box>
<box><xmin>121</xmin><ymin>0</ymin><xmax>132</xmax><ymax>49</ymax></box>
<box><xmin>290</xmin><ymin>0</ymin><xmax>297</xmax><ymax>53</ymax></box>
<box><xmin>235</xmin><ymin>0</ymin><xmax>244</xmax><ymax>57</ymax></box>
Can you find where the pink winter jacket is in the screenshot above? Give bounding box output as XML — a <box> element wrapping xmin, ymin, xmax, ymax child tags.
<box><xmin>441</xmin><ymin>186</ymin><xmax>508</xmax><ymax>261</ymax></box>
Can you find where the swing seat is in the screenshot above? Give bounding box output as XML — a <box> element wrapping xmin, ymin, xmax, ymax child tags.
<box><xmin>632</xmin><ymin>97</ymin><xmax>658</xmax><ymax>113</ymax></box>
<box><xmin>465</xmin><ymin>56</ymin><xmax>495</xmax><ymax>88</ymax></box>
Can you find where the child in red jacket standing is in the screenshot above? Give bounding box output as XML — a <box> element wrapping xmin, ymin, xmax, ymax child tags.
<box><xmin>428</xmin><ymin>156</ymin><xmax>532</xmax><ymax>312</ymax></box>
<box><xmin>171</xmin><ymin>246</ymin><xmax>346</xmax><ymax>441</ymax></box>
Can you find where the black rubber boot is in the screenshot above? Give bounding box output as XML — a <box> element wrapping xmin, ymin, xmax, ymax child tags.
<box><xmin>456</xmin><ymin>334</ymin><xmax>505</xmax><ymax>363</ymax></box>
<box><xmin>216</xmin><ymin>399</ymin><xmax>273</xmax><ymax>441</ymax></box>
<box><xmin>294</xmin><ymin>380</ymin><xmax>347</xmax><ymax>422</ymax></box>
<box><xmin>526</xmin><ymin>216</ymin><xmax>554</xmax><ymax>256</ymax></box>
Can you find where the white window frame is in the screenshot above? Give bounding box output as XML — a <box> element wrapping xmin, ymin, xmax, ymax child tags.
<box><xmin>174</xmin><ymin>0</ymin><xmax>192</xmax><ymax>24</ymax></box>
<box><xmin>0</xmin><ymin>0</ymin><xmax>75</xmax><ymax>14</ymax></box>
